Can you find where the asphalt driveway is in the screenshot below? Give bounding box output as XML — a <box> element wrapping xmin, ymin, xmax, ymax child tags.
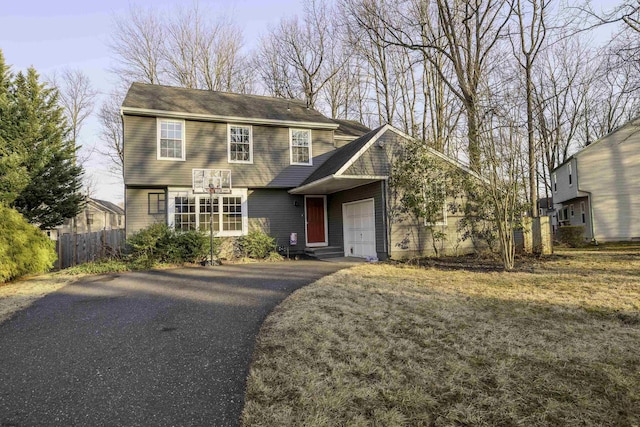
<box><xmin>0</xmin><ymin>261</ymin><xmax>351</xmax><ymax>426</ymax></box>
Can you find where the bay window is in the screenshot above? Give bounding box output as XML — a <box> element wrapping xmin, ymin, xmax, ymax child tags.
<box><xmin>168</xmin><ymin>189</ymin><xmax>247</xmax><ymax>236</ymax></box>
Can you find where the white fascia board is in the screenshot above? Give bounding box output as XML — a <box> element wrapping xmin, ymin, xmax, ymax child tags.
<box><xmin>121</xmin><ymin>107</ymin><xmax>339</xmax><ymax>130</ymax></box>
<box><xmin>288</xmin><ymin>175</ymin><xmax>335</xmax><ymax>194</ymax></box>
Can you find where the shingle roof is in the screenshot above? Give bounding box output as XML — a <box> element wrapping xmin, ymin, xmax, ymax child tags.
<box><xmin>91</xmin><ymin>198</ymin><xmax>125</xmax><ymax>215</ymax></box>
<box><xmin>301</xmin><ymin>125</ymin><xmax>386</xmax><ymax>185</ymax></box>
<box><xmin>122</xmin><ymin>82</ymin><xmax>338</xmax><ymax>127</ymax></box>
<box><xmin>333</xmin><ymin>119</ymin><xmax>371</xmax><ymax>137</ymax></box>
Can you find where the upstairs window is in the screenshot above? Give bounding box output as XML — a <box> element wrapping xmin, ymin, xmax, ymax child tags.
<box><xmin>553</xmin><ymin>173</ymin><xmax>557</xmax><ymax>192</ymax></box>
<box><xmin>157</xmin><ymin>119</ymin><xmax>185</xmax><ymax>161</ymax></box>
<box><xmin>568</xmin><ymin>163</ymin><xmax>573</xmax><ymax>186</ymax></box>
<box><xmin>290</xmin><ymin>129</ymin><xmax>312</xmax><ymax>165</ymax></box>
<box><xmin>228</xmin><ymin>124</ymin><xmax>252</xmax><ymax>163</ymax></box>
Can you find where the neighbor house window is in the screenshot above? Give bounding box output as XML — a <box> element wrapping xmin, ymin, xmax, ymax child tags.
<box><xmin>290</xmin><ymin>129</ymin><xmax>312</xmax><ymax>165</ymax></box>
<box><xmin>86</xmin><ymin>213</ymin><xmax>94</xmax><ymax>225</ymax></box>
<box><xmin>570</xmin><ymin>204</ymin><xmax>574</xmax><ymax>218</ymax></box>
<box><xmin>148</xmin><ymin>192</ymin><xmax>166</xmax><ymax>214</ymax></box>
<box><xmin>157</xmin><ymin>119</ymin><xmax>185</xmax><ymax>160</ymax></box>
<box><xmin>581</xmin><ymin>202</ymin><xmax>586</xmax><ymax>224</ymax></box>
<box><xmin>568</xmin><ymin>163</ymin><xmax>573</xmax><ymax>186</ymax></box>
<box><xmin>228</xmin><ymin>124</ymin><xmax>252</xmax><ymax>163</ymax></box>
<box><xmin>168</xmin><ymin>189</ymin><xmax>248</xmax><ymax>236</ymax></box>
<box><xmin>553</xmin><ymin>173</ymin><xmax>557</xmax><ymax>192</ymax></box>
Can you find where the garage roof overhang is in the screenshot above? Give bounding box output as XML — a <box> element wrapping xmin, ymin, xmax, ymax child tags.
<box><xmin>289</xmin><ymin>174</ymin><xmax>387</xmax><ymax>195</ymax></box>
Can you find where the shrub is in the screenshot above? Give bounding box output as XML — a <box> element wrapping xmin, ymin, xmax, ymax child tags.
<box><xmin>126</xmin><ymin>223</ymin><xmax>172</xmax><ymax>267</ymax></box>
<box><xmin>557</xmin><ymin>226</ymin><xmax>586</xmax><ymax>247</ymax></box>
<box><xmin>0</xmin><ymin>205</ymin><xmax>56</xmax><ymax>282</ymax></box>
<box><xmin>126</xmin><ymin>224</ymin><xmax>218</xmax><ymax>266</ymax></box>
<box><xmin>237</xmin><ymin>230</ymin><xmax>276</xmax><ymax>259</ymax></box>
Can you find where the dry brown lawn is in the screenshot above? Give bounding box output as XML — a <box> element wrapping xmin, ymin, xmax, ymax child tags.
<box><xmin>242</xmin><ymin>247</ymin><xmax>640</xmax><ymax>426</ymax></box>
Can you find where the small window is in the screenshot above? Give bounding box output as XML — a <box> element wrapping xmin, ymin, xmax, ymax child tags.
<box><xmin>290</xmin><ymin>129</ymin><xmax>312</xmax><ymax>165</ymax></box>
<box><xmin>157</xmin><ymin>119</ymin><xmax>185</xmax><ymax>161</ymax></box>
<box><xmin>228</xmin><ymin>125</ymin><xmax>252</xmax><ymax>163</ymax></box>
<box><xmin>86</xmin><ymin>213</ymin><xmax>94</xmax><ymax>225</ymax></box>
<box><xmin>149</xmin><ymin>193</ymin><xmax>166</xmax><ymax>214</ymax></box>
<box><xmin>423</xmin><ymin>184</ymin><xmax>447</xmax><ymax>226</ymax></box>
<box><xmin>570</xmin><ymin>204</ymin><xmax>574</xmax><ymax>217</ymax></box>
<box><xmin>568</xmin><ymin>163</ymin><xmax>573</xmax><ymax>186</ymax></box>
<box><xmin>581</xmin><ymin>202</ymin><xmax>586</xmax><ymax>224</ymax></box>
<box><xmin>553</xmin><ymin>173</ymin><xmax>557</xmax><ymax>192</ymax></box>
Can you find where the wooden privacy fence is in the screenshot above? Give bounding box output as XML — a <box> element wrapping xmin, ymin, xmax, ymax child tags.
<box><xmin>55</xmin><ymin>229</ymin><xmax>126</xmax><ymax>270</ymax></box>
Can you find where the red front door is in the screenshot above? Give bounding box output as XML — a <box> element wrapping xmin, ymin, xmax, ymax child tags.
<box><xmin>306</xmin><ymin>197</ymin><xmax>326</xmax><ymax>244</ymax></box>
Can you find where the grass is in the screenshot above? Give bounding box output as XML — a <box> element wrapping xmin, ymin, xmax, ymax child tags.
<box><xmin>242</xmin><ymin>248</ymin><xmax>640</xmax><ymax>426</ymax></box>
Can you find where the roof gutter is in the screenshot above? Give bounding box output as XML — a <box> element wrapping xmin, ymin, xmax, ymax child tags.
<box><xmin>121</xmin><ymin>107</ymin><xmax>340</xmax><ymax>130</ymax></box>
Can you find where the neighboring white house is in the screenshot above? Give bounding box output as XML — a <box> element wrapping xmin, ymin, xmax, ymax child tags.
<box><xmin>552</xmin><ymin>116</ymin><xmax>640</xmax><ymax>242</ymax></box>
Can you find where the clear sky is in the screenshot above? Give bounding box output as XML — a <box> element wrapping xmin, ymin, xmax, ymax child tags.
<box><xmin>0</xmin><ymin>0</ymin><xmax>304</xmax><ymax>205</ymax></box>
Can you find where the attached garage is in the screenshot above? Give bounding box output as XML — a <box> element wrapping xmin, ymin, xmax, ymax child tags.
<box><xmin>342</xmin><ymin>198</ymin><xmax>377</xmax><ymax>258</ymax></box>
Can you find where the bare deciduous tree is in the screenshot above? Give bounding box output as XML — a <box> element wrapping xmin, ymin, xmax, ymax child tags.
<box><xmin>510</xmin><ymin>0</ymin><xmax>549</xmax><ymax>216</ymax></box>
<box><xmin>97</xmin><ymin>91</ymin><xmax>125</xmax><ymax>179</ymax></box>
<box><xmin>49</xmin><ymin>68</ymin><xmax>97</xmax><ymax>146</ymax></box>
<box><xmin>258</xmin><ymin>0</ymin><xmax>343</xmax><ymax>109</ymax></box>
<box><xmin>109</xmin><ymin>5</ymin><xmax>165</xmax><ymax>85</ymax></box>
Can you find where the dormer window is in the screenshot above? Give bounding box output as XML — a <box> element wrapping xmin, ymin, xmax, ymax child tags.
<box><xmin>228</xmin><ymin>124</ymin><xmax>253</xmax><ymax>163</ymax></box>
<box><xmin>157</xmin><ymin>119</ymin><xmax>185</xmax><ymax>161</ymax></box>
<box><xmin>290</xmin><ymin>129</ymin><xmax>312</xmax><ymax>165</ymax></box>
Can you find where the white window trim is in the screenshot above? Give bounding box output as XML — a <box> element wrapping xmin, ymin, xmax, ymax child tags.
<box><xmin>227</xmin><ymin>124</ymin><xmax>253</xmax><ymax>164</ymax></box>
<box><xmin>580</xmin><ymin>201</ymin><xmax>586</xmax><ymax>224</ymax></box>
<box><xmin>290</xmin><ymin>128</ymin><xmax>313</xmax><ymax>166</ymax></box>
<box><xmin>553</xmin><ymin>173</ymin><xmax>557</xmax><ymax>192</ymax></box>
<box><xmin>157</xmin><ymin>118</ymin><xmax>186</xmax><ymax>161</ymax></box>
<box><xmin>570</xmin><ymin>204</ymin><xmax>574</xmax><ymax>217</ymax></box>
<box><xmin>167</xmin><ymin>187</ymin><xmax>248</xmax><ymax>237</ymax></box>
<box><xmin>568</xmin><ymin>163</ymin><xmax>573</xmax><ymax>187</ymax></box>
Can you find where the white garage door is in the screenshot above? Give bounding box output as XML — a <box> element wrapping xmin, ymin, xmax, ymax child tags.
<box><xmin>343</xmin><ymin>199</ymin><xmax>376</xmax><ymax>258</ymax></box>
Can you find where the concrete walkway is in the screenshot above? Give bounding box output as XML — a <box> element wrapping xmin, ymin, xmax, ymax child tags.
<box><xmin>0</xmin><ymin>261</ymin><xmax>351</xmax><ymax>426</ymax></box>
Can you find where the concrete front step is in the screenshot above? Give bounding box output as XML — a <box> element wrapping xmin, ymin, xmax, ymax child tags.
<box><xmin>305</xmin><ymin>246</ymin><xmax>344</xmax><ymax>259</ymax></box>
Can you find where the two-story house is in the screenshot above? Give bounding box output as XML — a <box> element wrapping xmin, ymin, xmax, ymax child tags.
<box><xmin>122</xmin><ymin>83</ymin><xmax>476</xmax><ymax>259</ymax></box>
<box><xmin>552</xmin><ymin>116</ymin><xmax>640</xmax><ymax>242</ymax></box>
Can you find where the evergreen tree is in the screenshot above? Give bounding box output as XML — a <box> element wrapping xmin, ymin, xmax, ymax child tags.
<box><xmin>0</xmin><ymin>52</ymin><xmax>84</xmax><ymax>228</ymax></box>
<box><xmin>0</xmin><ymin>51</ymin><xmax>30</xmax><ymax>205</ymax></box>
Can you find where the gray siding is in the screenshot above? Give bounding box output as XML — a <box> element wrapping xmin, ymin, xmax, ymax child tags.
<box><xmin>124</xmin><ymin>115</ymin><xmax>335</xmax><ymax>188</ymax></box>
<box><xmin>388</xmin><ymin>193</ymin><xmax>475</xmax><ymax>259</ymax></box>
<box><xmin>327</xmin><ymin>182</ymin><xmax>386</xmax><ymax>259</ymax></box>
<box><xmin>125</xmin><ymin>188</ymin><xmax>167</xmax><ymax>235</ymax></box>
<box><xmin>344</xmin><ymin>131</ymin><xmax>404</xmax><ymax>176</ymax></box>
<box><xmin>247</xmin><ymin>189</ymin><xmax>306</xmax><ymax>251</ymax></box>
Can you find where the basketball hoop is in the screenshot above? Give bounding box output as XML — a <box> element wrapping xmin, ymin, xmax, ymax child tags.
<box><xmin>193</xmin><ymin>169</ymin><xmax>232</xmax><ymax>194</ymax></box>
